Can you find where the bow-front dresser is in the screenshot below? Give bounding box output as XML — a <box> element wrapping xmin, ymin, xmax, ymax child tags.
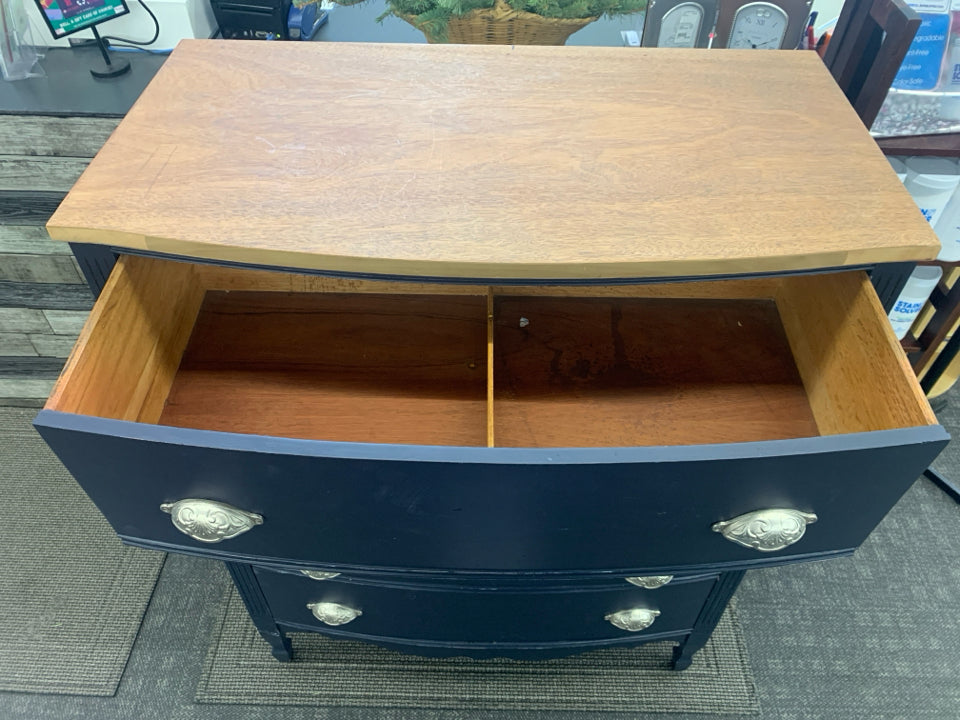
<box><xmin>33</xmin><ymin>40</ymin><xmax>948</xmax><ymax>670</ymax></box>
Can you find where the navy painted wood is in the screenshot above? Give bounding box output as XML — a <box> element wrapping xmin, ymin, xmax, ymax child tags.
<box><xmin>255</xmin><ymin>566</ymin><xmax>714</xmax><ymax>646</ymax></box>
<box><xmin>278</xmin><ymin>620</ymin><xmax>692</xmax><ymax>660</ymax></box>
<box><xmin>870</xmin><ymin>262</ymin><xmax>914</xmax><ymax>313</ymax></box>
<box><xmin>225</xmin><ymin>562</ymin><xmax>292</xmax><ymax>661</ymax></box>
<box><xmin>672</xmin><ymin>570</ymin><xmax>745</xmax><ymax>670</ymax></box>
<box><xmin>923</xmin><ymin>466</ymin><xmax>960</xmax><ymax>504</ymax></box>
<box><xmin>69</xmin><ymin>243</ymin><xmax>117</xmax><ymax>299</ymax></box>
<box><xmin>115</xmin><ymin>534</ymin><xmax>858</xmax><ymax>578</ymax></box>
<box><xmin>249</xmin><ymin>563</ymin><xmax>717</xmax><ymax>591</ymax></box>
<box><xmin>34</xmin><ymin>410</ymin><xmax>948</xmax><ymax>574</ymax></box>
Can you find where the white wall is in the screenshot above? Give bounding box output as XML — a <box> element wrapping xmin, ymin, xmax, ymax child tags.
<box><xmin>811</xmin><ymin>0</ymin><xmax>847</xmax><ymax>33</ymax></box>
<box><xmin>19</xmin><ymin>0</ymin><xmax>216</xmax><ymax>49</ymax></box>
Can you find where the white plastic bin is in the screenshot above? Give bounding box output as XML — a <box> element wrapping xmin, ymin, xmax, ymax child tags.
<box><xmin>888</xmin><ymin>157</ymin><xmax>908</xmax><ymax>183</ymax></box>
<box><xmin>935</xmin><ymin>185</ymin><xmax>960</xmax><ymax>260</ymax></box>
<box><xmin>904</xmin><ymin>157</ymin><xmax>960</xmax><ymax>226</ymax></box>
<box><xmin>888</xmin><ymin>265</ymin><xmax>944</xmax><ymax>340</ymax></box>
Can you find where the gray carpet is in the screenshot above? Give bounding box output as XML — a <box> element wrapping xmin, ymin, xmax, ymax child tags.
<box><xmin>196</xmin><ymin>588</ymin><xmax>758</xmax><ymax>713</ymax></box>
<box><xmin>735</xmin><ymin>476</ymin><xmax>960</xmax><ymax>719</ymax></box>
<box><xmin>0</xmin><ymin>407</ymin><xmax>165</xmax><ymax>696</ymax></box>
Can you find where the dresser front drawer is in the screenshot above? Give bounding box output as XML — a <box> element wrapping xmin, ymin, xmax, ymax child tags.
<box><xmin>35</xmin><ymin>256</ymin><xmax>948</xmax><ymax>573</ymax></box>
<box><xmin>253</xmin><ymin>566</ymin><xmax>716</xmax><ymax>649</ymax></box>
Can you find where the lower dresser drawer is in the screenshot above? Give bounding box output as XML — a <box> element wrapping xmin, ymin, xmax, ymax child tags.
<box><xmin>253</xmin><ymin>567</ymin><xmax>717</xmax><ymax>647</ymax></box>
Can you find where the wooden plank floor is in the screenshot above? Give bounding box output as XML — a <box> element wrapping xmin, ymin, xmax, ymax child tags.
<box><xmin>0</xmin><ymin>117</ymin><xmax>116</xmax><ymax>406</ymax></box>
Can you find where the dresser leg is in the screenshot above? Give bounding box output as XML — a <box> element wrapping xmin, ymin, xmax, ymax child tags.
<box><xmin>670</xmin><ymin>570</ymin><xmax>745</xmax><ymax>671</ymax></box>
<box><xmin>224</xmin><ymin>561</ymin><xmax>293</xmax><ymax>662</ymax></box>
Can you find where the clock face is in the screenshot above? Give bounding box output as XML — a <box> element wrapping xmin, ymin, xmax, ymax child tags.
<box><xmin>657</xmin><ymin>3</ymin><xmax>705</xmax><ymax>48</ymax></box>
<box><xmin>727</xmin><ymin>2</ymin><xmax>788</xmax><ymax>49</ymax></box>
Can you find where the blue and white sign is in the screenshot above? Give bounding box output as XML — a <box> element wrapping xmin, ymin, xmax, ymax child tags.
<box><xmin>892</xmin><ymin>13</ymin><xmax>951</xmax><ymax>91</ymax></box>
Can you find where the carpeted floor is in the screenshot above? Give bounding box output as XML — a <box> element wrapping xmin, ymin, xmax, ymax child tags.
<box><xmin>0</xmin><ymin>407</ymin><xmax>165</xmax><ymax>696</ymax></box>
<box><xmin>0</xmin><ymin>399</ymin><xmax>958</xmax><ymax>718</ymax></box>
<box><xmin>736</xmin><ymin>475</ymin><xmax>960</xmax><ymax>719</ymax></box>
<box><xmin>196</xmin><ymin>587</ymin><xmax>757</xmax><ymax>713</ymax></box>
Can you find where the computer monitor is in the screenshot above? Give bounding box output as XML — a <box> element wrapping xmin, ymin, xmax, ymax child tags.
<box><xmin>34</xmin><ymin>0</ymin><xmax>132</xmax><ymax>78</ymax></box>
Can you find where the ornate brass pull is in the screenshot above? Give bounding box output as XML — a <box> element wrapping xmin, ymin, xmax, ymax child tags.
<box><xmin>301</xmin><ymin>570</ymin><xmax>341</xmax><ymax>581</ymax></box>
<box><xmin>159</xmin><ymin>498</ymin><xmax>263</xmax><ymax>543</ymax></box>
<box><xmin>625</xmin><ymin>575</ymin><xmax>673</xmax><ymax>589</ymax></box>
<box><xmin>712</xmin><ymin>508</ymin><xmax>817</xmax><ymax>552</ymax></box>
<box><xmin>307</xmin><ymin>602</ymin><xmax>362</xmax><ymax>626</ymax></box>
<box><xmin>605</xmin><ymin>608</ymin><xmax>660</xmax><ymax>632</ymax></box>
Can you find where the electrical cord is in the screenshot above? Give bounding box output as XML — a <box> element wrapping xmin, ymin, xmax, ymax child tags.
<box><xmin>109</xmin><ymin>45</ymin><xmax>172</xmax><ymax>53</ymax></box>
<box><xmin>100</xmin><ymin>0</ymin><xmax>161</xmax><ymax>47</ymax></box>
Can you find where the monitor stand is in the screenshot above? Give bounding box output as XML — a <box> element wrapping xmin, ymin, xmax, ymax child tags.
<box><xmin>89</xmin><ymin>26</ymin><xmax>130</xmax><ymax>79</ymax></box>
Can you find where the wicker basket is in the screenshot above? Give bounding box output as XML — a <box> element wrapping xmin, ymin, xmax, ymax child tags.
<box><xmin>400</xmin><ymin>0</ymin><xmax>598</xmax><ymax>45</ymax></box>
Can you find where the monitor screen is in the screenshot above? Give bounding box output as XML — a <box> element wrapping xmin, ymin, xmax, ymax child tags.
<box><xmin>35</xmin><ymin>0</ymin><xmax>130</xmax><ymax>39</ymax></box>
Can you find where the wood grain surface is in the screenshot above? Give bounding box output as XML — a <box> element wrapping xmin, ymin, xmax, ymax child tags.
<box><xmin>0</xmin><ymin>157</ymin><xmax>89</xmax><ymax>192</ymax></box>
<box><xmin>48</xmin><ymin>256</ymin><xmax>936</xmax><ymax>447</ymax></box>
<box><xmin>494</xmin><ymin>296</ymin><xmax>819</xmax><ymax>447</ymax></box>
<box><xmin>0</xmin><ymin>282</ymin><xmax>93</xmax><ymax>310</ymax></box>
<box><xmin>0</xmin><ymin>192</ymin><xmax>64</xmax><ymax>225</ymax></box>
<box><xmin>195</xmin><ymin>263</ymin><xmax>781</xmax><ymax>298</ymax></box>
<box><xmin>161</xmin><ymin>291</ymin><xmax>489</xmax><ymax>446</ymax></box>
<box><xmin>0</xmin><ymin>116</ymin><xmax>118</xmax><ymax>157</ymax></box>
<box><xmin>47</xmin><ymin>41</ymin><xmax>939</xmax><ymax>281</ymax></box>
<box><xmin>775</xmin><ymin>271</ymin><xmax>937</xmax><ymax>434</ymax></box>
<box><xmin>45</xmin><ymin>256</ymin><xmax>204</xmax><ymax>423</ymax></box>
<box><xmin>0</xmin><ymin>226</ymin><xmax>67</xmax><ymax>255</ymax></box>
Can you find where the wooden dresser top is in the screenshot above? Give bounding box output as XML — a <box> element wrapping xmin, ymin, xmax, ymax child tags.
<box><xmin>47</xmin><ymin>40</ymin><xmax>939</xmax><ymax>281</ymax></box>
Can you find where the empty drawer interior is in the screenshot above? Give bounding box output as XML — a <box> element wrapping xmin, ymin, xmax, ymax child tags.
<box><xmin>161</xmin><ymin>291</ymin><xmax>488</xmax><ymax>446</ymax></box>
<box><xmin>493</xmin><ymin>295</ymin><xmax>816</xmax><ymax>447</ymax></box>
<box><xmin>45</xmin><ymin>256</ymin><xmax>937</xmax><ymax>447</ymax></box>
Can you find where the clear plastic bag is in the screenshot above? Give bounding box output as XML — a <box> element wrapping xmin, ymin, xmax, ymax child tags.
<box><xmin>0</xmin><ymin>0</ymin><xmax>45</xmax><ymax>81</ymax></box>
<box><xmin>871</xmin><ymin>7</ymin><xmax>960</xmax><ymax>137</ymax></box>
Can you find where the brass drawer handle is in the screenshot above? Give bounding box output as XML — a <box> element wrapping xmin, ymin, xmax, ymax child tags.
<box><xmin>712</xmin><ymin>508</ymin><xmax>817</xmax><ymax>552</ymax></box>
<box><xmin>625</xmin><ymin>575</ymin><xmax>673</xmax><ymax>589</ymax></box>
<box><xmin>307</xmin><ymin>602</ymin><xmax>362</xmax><ymax>626</ymax></box>
<box><xmin>301</xmin><ymin>570</ymin><xmax>341</xmax><ymax>581</ymax></box>
<box><xmin>159</xmin><ymin>499</ymin><xmax>263</xmax><ymax>543</ymax></box>
<box><xmin>605</xmin><ymin>608</ymin><xmax>660</xmax><ymax>632</ymax></box>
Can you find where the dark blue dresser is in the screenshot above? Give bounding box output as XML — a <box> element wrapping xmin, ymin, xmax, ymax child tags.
<box><xmin>33</xmin><ymin>40</ymin><xmax>948</xmax><ymax>671</ymax></box>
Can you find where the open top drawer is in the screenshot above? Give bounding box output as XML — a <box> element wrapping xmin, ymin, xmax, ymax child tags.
<box><xmin>34</xmin><ymin>256</ymin><xmax>948</xmax><ymax>574</ymax></box>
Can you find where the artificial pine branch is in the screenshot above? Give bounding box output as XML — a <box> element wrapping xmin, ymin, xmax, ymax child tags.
<box><xmin>340</xmin><ymin>0</ymin><xmax>646</xmax><ymax>42</ymax></box>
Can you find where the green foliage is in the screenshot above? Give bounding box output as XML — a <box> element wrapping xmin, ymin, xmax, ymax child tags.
<box><xmin>510</xmin><ymin>0</ymin><xmax>647</xmax><ymax>18</ymax></box>
<box><xmin>335</xmin><ymin>0</ymin><xmax>646</xmax><ymax>41</ymax></box>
